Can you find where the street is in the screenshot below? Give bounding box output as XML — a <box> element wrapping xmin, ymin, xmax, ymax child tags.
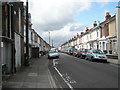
<box><xmin>50</xmin><ymin>53</ymin><xmax>119</xmax><ymax>89</ymax></box>
<box><xmin>1</xmin><ymin>1</ymin><xmax>120</xmax><ymax>90</ymax></box>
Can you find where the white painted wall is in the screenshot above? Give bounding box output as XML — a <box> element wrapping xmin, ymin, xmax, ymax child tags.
<box><xmin>15</xmin><ymin>33</ymin><xmax>21</xmax><ymax>70</ymax></box>
<box><xmin>116</xmin><ymin>6</ymin><xmax>120</xmax><ymax>63</ymax></box>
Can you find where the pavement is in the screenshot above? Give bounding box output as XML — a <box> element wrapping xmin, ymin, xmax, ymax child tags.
<box><xmin>107</xmin><ymin>58</ymin><xmax>119</xmax><ymax>65</ymax></box>
<box><xmin>2</xmin><ymin>56</ymin><xmax>57</xmax><ymax>89</ymax></box>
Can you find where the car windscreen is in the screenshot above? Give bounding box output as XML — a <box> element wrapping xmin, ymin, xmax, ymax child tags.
<box><xmin>49</xmin><ymin>50</ymin><xmax>56</xmax><ymax>53</ymax></box>
<box><xmin>92</xmin><ymin>50</ymin><xmax>104</xmax><ymax>54</ymax></box>
<box><xmin>83</xmin><ymin>49</ymin><xmax>89</xmax><ymax>52</ymax></box>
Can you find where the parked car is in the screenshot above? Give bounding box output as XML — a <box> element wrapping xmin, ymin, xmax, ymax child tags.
<box><xmin>69</xmin><ymin>48</ymin><xmax>77</xmax><ymax>55</ymax></box>
<box><xmin>73</xmin><ymin>50</ymin><xmax>78</xmax><ymax>57</ymax></box>
<box><xmin>85</xmin><ymin>49</ymin><xmax>107</xmax><ymax>62</ymax></box>
<box><xmin>73</xmin><ymin>50</ymin><xmax>82</xmax><ymax>57</ymax></box>
<box><xmin>78</xmin><ymin>49</ymin><xmax>89</xmax><ymax>59</ymax></box>
<box><xmin>48</xmin><ymin>49</ymin><xmax>59</xmax><ymax>59</ymax></box>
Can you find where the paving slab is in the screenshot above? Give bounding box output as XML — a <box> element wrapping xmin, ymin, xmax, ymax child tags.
<box><xmin>2</xmin><ymin>56</ymin><xmax>57</xmax><ymax>89</ymax></box>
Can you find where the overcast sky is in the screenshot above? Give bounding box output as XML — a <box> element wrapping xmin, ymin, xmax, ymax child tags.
<box><xmin>22</xmin><ymin>0</ymin><xmax>118</xmax><ymax>47</ymax></box>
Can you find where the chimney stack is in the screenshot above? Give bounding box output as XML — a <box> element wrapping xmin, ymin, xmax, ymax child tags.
<box><xmin>86</xmin><ymin>27</ymin><xmax>89</xmax><ymax>32</ymax></box>
<box><xmin>93</xmin><ymin>21</ymin><xmax>97</xmax><ymax>27</ymax></box>
<box><xmin>105</xmin><ymin>12</ymin><xmax>111</xmax><ymax>20</ymax></box>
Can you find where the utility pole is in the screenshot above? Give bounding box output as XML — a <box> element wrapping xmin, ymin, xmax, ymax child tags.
<box><xmin>116</xmin><ymin>1</ymin><xmax>120</xmax><ymax>64</ymax></box>
<box><xmin>49</xmin><ymin>32</ymin><xmax>50</xmax><ymax>46</ymax></box>
<box><xmin>25</xmin><ymin>0</ymin><xmax>29</xmax><ymax>66</ymax></box>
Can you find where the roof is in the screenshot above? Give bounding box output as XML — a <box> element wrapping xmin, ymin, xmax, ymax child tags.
<box><xmin>100</xmin><ymin>15</ymin><xmax>116</xmax><ymax>25</ymax></box>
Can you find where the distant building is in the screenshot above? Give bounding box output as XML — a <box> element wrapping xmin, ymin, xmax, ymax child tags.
<box><xmin>60</xmin><ymin>12</ymin><xmax>118</xmax><ymax>57</ymax></box>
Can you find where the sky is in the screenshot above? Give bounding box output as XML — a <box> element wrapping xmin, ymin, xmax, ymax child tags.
<box><xmin>22</xmin><ymin>0</ymin><xmax>119</xmax><ymax>48</ymax></box>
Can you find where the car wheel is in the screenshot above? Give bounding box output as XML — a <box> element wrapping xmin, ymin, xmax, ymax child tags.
<box><xmin>91</xmin><ymin>57</ymin><xmax>94</xmax><ymax>62</ymax></box>
<box><xmin>80</xmin><ymin>55</ymin><xmax>83</xmax><ymax>59</ymax></box>
<box><xmin>104</xmin><ymin>60</ymin><xmax>107</xmax><ymax>63</ymax></box>
<box><xmin>85</xmin><ymin>57</ymin><xmax>88</xmax><ymax>60</ymax></box>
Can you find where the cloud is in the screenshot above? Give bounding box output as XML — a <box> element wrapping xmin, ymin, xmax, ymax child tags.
<box><xmin>41</xmin><ymin>23</ymin><xmax>86</xmax><ymax>47</ymax></box>
<box><xmin>29</xmin><ymin>0</ymin><xmax>91</xmax><ymax>32</ymax></box>
<box><xmin>21</xmin><ymin>0</ymin><xmax>118</xmax><ymax>47</ymax></box>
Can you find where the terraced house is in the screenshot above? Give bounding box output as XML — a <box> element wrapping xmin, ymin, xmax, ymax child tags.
<box><xmin>1</xmin><ymin>2</ymin><xmax>24</xmax><ymax>73</ymax></box>
<box><xmin>1</xmin><ymin>1</ymin><xmax>51</xmax><ymax>76</ymax></box>
<box><xmin>60</xmin><ymin>12</ymin><xmax>118</xmax><ymax>57</ymax></box>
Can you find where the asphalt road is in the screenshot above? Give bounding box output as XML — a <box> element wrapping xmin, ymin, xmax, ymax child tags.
<box><xmin>50</xmin><ymin>53</ymin><xmax>119</xmax><ymax>89</ymax></box>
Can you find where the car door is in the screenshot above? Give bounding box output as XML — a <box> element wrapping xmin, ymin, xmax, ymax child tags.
<box><xmin>86</xmin><ymin>50</ymin><xmax>90</xmax><ymax>59</ymax></box>
<box><xmin>89</xmin><ymin>50</ymin><xmax>93</xmax><ymax>59</ymax></box>
<box><xmin>87</xmin><ymin>50</ymin><xmax>92</xmax><ymax>59</ymax></box>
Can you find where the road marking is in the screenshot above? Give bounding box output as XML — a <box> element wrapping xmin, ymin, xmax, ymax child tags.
<box><xmin>53</xmin><ymin>59</ymin><xmax>76</xmax><ymax>89</ymax></box>
<box><xmin>53</xmin><ymin>59</ymin><xmax>59</xmax><ymax>67</ymax></box>
<box><xmin>54</xmin><ymin>66</ymin><xmax>74</xmax><ymax>90</ymax></box>
<box><xmin>62</xmin><ymin>73</ymin><xmax>77</xmax><ymax>84</ymax></box>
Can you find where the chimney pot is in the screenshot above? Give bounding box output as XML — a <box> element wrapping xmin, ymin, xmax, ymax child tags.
<box><xmin>105</xmin><ymin>12</ymin><xmax>111</xmax><ymax>20</ymax></box>
<box><xmin>93</xmin><ymin>21</ymin><xmax>97</xmax><ymax>27</ymax></box>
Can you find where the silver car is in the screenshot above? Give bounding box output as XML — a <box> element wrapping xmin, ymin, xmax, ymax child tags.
<box><xmin>85</xmin><ymin>49</ymin><xmax>107</xmax><ymax>62</ymax></box>
<box><xmin>48</xmin><ymin>50</ymin><xmax>59</xmax><ymax>59</ymax></box>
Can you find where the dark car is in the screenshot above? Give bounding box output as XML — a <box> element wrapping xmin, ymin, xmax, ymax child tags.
<box><xmin>78</xmin><ymin>49</ymin><xmax>89</xmax><ymax>59</ymax></box>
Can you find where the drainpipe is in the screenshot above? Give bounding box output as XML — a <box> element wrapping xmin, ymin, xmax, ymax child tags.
<box><xmin>25</xmin><ymin>0</ymin><xmax>29</xmax><ymax>66</ymax></box>
<box><xmin>11</xmin><ymin>3</ymin><xmax>16</xmax><ymax>73</ymax></box>
<box><xmin>116</xmin><ymin>2</ymin><xmax>120</xmax><ymax>64</ymax></box>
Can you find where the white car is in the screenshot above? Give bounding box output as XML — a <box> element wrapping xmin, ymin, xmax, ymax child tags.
<box><xmin>85</xmin><ymin>49</ymin><xmax>107</xmax><ymax>62</ymax></box>
<box><xmin>48</xmin><ymin>50</ymin><xmax>59</xmax><ymax>59</ymax></box>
